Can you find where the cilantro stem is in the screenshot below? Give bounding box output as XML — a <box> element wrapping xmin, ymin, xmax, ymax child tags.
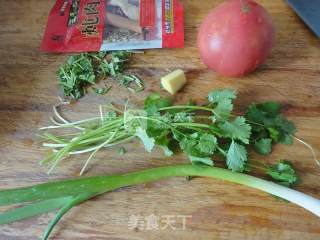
<box><xmin>104</xmin><ymin>135</ymin><xmax>136</xmax><ymax>147</ymax></box>
<box><xmin>172</xmin><ymin>122</ymin><xmax>222</xmax><ymax>136</ymax></box>
<box><xmin>160</xmin><ymin>105</ymin><xmax>217</xmax><ymax>114</ymax></box>
<box><xmin>130</xmin><ymin>116</ymin><xmax>187</xmax><ymax>137</ymax></box>
<box><xmin>39</xmin><ymin>117</ymin><xmax>102</xmax><ymax>130</ymax></box>
<box><xmin>249</xmin><ymin>159</ymin><xmax>268</xmax><ymax>168</ymax></box>
<box><xmin>46</xmin><ymin>132</ymin><xmax>118</xmax><ymax>150</ymax></box>
<box><xmin>159</xmin><ymin>105</ymin><xmax>266</xmax><ymax>130</ymax></box>
<box><xmin>172</xmin><ymin>122</ymin><xmax>212</xmax><ymax>129</ymax></box>
<box><xmin>159</xmin><ymin>105</ymin><xmax>266</xmax><ymax>128</ymax></box>
<box><xmin>80</xmin><ymin>129</ymin><xmax>119</xmax><ymax>175</ymax></box>
<box><xmin>293</xmin><ymin>135</ymin><xmax>320</xmax><ymax>168</ymax></box>
<box><xmin>217</xmin><ymin>147</ymin><xmax>227</xmax><ymax>156</ymax></box>
<box><xmin>249</xmin><ymin>165</ymin><xmax>266</xmax><ymax>172</ymax></box>
<box><xmin>242</xmin><ymin>118</ymin><xmax>265</xmax><ymax>128</ymax></box>
<box><xmin>75</xmin><ymin>129</ymin><xmax>119</xmax><ymax>156</ymax></box>
<box><xmin>102</xmin><ymin>105</ymin><xmax>124</xmax><ymax>114</ymax></box>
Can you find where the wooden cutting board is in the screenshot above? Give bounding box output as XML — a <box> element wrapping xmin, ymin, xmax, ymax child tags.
<box><xmin>0</xmin><ymin>0</ymin><xmax>320</xmax><ymax>239</ymax></box>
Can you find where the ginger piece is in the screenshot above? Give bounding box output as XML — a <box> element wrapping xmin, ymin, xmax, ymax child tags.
<box><xmin>161</xmin><ymin>69</ymin><xmax>187</xmax><ymax>95</ymax></box>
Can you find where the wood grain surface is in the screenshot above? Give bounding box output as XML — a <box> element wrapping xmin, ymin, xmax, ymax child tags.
<box><xmin>0</xmin><ymin>0</ymin><xmax>320</xmax><ymax>239</ymax></box>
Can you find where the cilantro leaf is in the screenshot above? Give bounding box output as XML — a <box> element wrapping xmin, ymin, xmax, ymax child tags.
<box><xmin>279</xmin><ymin>134</ymin><xmax>294</xmax><ymax>145</ymax></box>
<box><xmin>246</xmin><ymin>102</ymin><xmax>296</xmax><ymax>135</ymax></box>
<box><xmin>266</xmin><ymin>160</ymin><xmax>299</xmax><ymax>186</ymax></box>
<box><xmin>219</xmin><ymin>117</ymin><xmax>251</xmax><ymax>144</ymax></box>
<box><xmin>254</xmin><ymin>138</ymin><xmax>272</xmax><ymax>155</ymax></box>
<box><xmin>144</xmin><ymin>93</ymin><xmax>172</xmax><ymax>115</ymax></box>
<box><xmin>208</xmin><ymin>89</ymin><xmax>236</xmax><ymax>119</ymax></box>
<box><xmin>135</xmin><ymin>127</ymin><xmax>155</xmax><ymax>152</ymax></box>
<box><xmin>177</xmin><ymin>133</ymin><xmax>217</xmax><ymax>166</ymax></box>
<box><xmin>256</xmin><ymin>102</ymin><xmax>281</xmax><ymax>116</ymax></box>
<box><xmin>268</xmin><ymin>127</ymin><xmax>279</xmax><ymax>142</ymax></box>
<box><xmin>227</xmin><ymin>140</ymin><xmax>248</xmax><ymax>172</ymax></box>
<box><xmin>198</xmin><ymin>133</ymin><xmax>217</xmax><ymax>155</ymax></box>
<box><xmin>245</xmin><ymin>104</ymin><xmax>266</xmax><ymax>129</ymax></box>
<box><xmin>179</xmin><ymin>136</ymin><xmax>198</xmax><ymax>155</ymax></box>
<box><xmin>214</xmin><ymin>99</ymin><xmax>234</xmax><ymax>119</ymax></box>
<box><xmin>189</xmin><ymin>156</ymin><xmax>214</xmax><ymax>166</ymax></box>
<box><xmin>148</xmin><ymin>128</ymin><xmax>174</xmax><ymax>156</ymax></box>
<box><xmin>246</xmin><ymin>102</ymin><xmax>281</xmax><ymax>121</ymax></box>
<box><xmin>273</xmin><ymin>116</ymin><xmax>296</xmax><ymax>144</ymax></box>
<box><xmin>246</xmin><ymin>102</ymin><xmax>296</xmax><ymax>155</ymax></box>
<box><xmin>173</xmin><ymin>112</ymin><xmax>194</xmax><ymax>123</ymax></box>
<box><xmin>208</xmin><ymin>89</ymin><xmax>237</xmax><ymax>103</ymax></box>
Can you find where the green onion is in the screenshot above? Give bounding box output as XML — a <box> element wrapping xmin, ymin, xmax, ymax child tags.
<box><xmin>0</xmin><ymin>164</ymin><xmax>319</xmax><ymax>240</ymax></box>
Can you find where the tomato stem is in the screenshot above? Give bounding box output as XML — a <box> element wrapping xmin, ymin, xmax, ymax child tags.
<box><xmin>240</xmin><ymin>0</ymin><xmax>251</xmax><ymax>13</ymax></box>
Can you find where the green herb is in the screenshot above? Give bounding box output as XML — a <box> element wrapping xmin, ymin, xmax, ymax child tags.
<box><xmin>254</xmin><ymin>138</ymin><xmax>272</xmax><ymax>155</ymax></box>
<box><xmin>38</xmin><ymin>89</ymin><xmax>301</xmax><ymax>175</ymax></box>
<box><xmin>0</xmin><ymin>164</ymin><xmax>318</xmax><ymax>240</ymax></box>
<box><xmin>58</xmin><ymin>51</ymin><xmax>143</xmax><ymax>99</ymax></box>
<box><xmin>104</xmin><ymin>51</ymin><xmax>131</xmax><ymax>77</ymax></box>
<box><xmin>267</xmin><ymin>160</ymin><xmax>299</xmax><ymax>186</ymax></box>
<box><xmin>246</xmin><ymin>102</ymin><xmax>296</xmax><ymax>153</ymax></box>
<box><xmin>226</xmin><ymin>140</ymin><xmax>248</xmax><ymax>172</ymax></box>
<box><xmin>219</xmin><ymin>117</ymin><xmax>251</xmax><ymax>144</ymax></box>
<box><xmin>40</xmin><ymin>89</ymin><xmax>254</xmax><ymax>174</ymax></box>
<box><xmin>208</xmin><ymin>88</ymin><xmax>236</xmax><ymax>119</ymax></box>
<box><xmin>119</xmin><ymin>74</ymin><xmax>144</xmax><ymax>92</ymax></box>
<box><xmin>135</xmin><ymin>127</ymin><xmax>155</xmax><ymax>152</ymax></box>
<box><xmin>118</xmin><ymin>147</ymin><xmax>126</xmax><ymax>155</ymax></box>
<box><xmin>58</xmin><ymin>53</ymin><xmax>96</xmax><ymax>99</ymax></box>
<box><xmin>93</xmin><ymin>86</ymin><xmax>112</xmax><ymax>95</ymax></box>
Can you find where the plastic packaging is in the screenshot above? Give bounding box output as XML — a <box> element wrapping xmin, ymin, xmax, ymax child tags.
<box><xmin>41</xmin><ymin>0</ymin><xmax>184</xmax><ymax>52</ymax></box>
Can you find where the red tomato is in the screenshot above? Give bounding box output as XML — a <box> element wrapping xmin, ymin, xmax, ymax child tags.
<box><xmin>197</xmin><ymin>0</ymin><xmax>275</xmax><ymax>77</ymax></box>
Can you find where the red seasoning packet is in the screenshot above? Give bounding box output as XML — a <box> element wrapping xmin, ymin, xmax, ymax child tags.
<box><xmin>41</xmin><ymin>0</ymin><xmax>184</xmax><ymax>52</ymax></box>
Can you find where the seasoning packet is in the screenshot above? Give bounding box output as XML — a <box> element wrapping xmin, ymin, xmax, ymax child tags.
<box><xmin>41</xmin><ymin>0</ymin><xmax>184</xmax><ymax>52</ymax></box>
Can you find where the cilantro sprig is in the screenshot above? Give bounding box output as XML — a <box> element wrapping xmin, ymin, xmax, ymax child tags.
<box><xmin>245</xmin><ymin>102</ymin><xmax>296</xmax><ymax>155</ymax></box>
<box><xmin>39</xmin><ymin>89</ymin><xmax>300</xmax><ymax>181</ymax></box>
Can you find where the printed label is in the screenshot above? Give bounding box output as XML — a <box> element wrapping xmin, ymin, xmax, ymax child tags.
<box><xmin>164</xmin><ymin>0</ymin><xmax>174</xmax><ymax>34</ymax></box>
<box><xmin>140</xmin><ymin>0</ymin><xmax>156</xmax><ymax>27</ymax></box>
<box><xmin>80</xmin><ymin>0</ymin><xmax>102</xmax><ymax>37</ymax></box>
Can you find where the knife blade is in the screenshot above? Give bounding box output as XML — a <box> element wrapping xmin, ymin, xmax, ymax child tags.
<box><xmin>288</xmin><ymin>0</ymin><xmax>320</xmax><ymax>38</ymax></box>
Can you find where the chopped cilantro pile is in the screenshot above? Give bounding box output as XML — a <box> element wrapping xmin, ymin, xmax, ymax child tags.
<box><xmin>57</xmin><ymin>51</ymin><xmax>143</xmax><ymax>99</ymax></box>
